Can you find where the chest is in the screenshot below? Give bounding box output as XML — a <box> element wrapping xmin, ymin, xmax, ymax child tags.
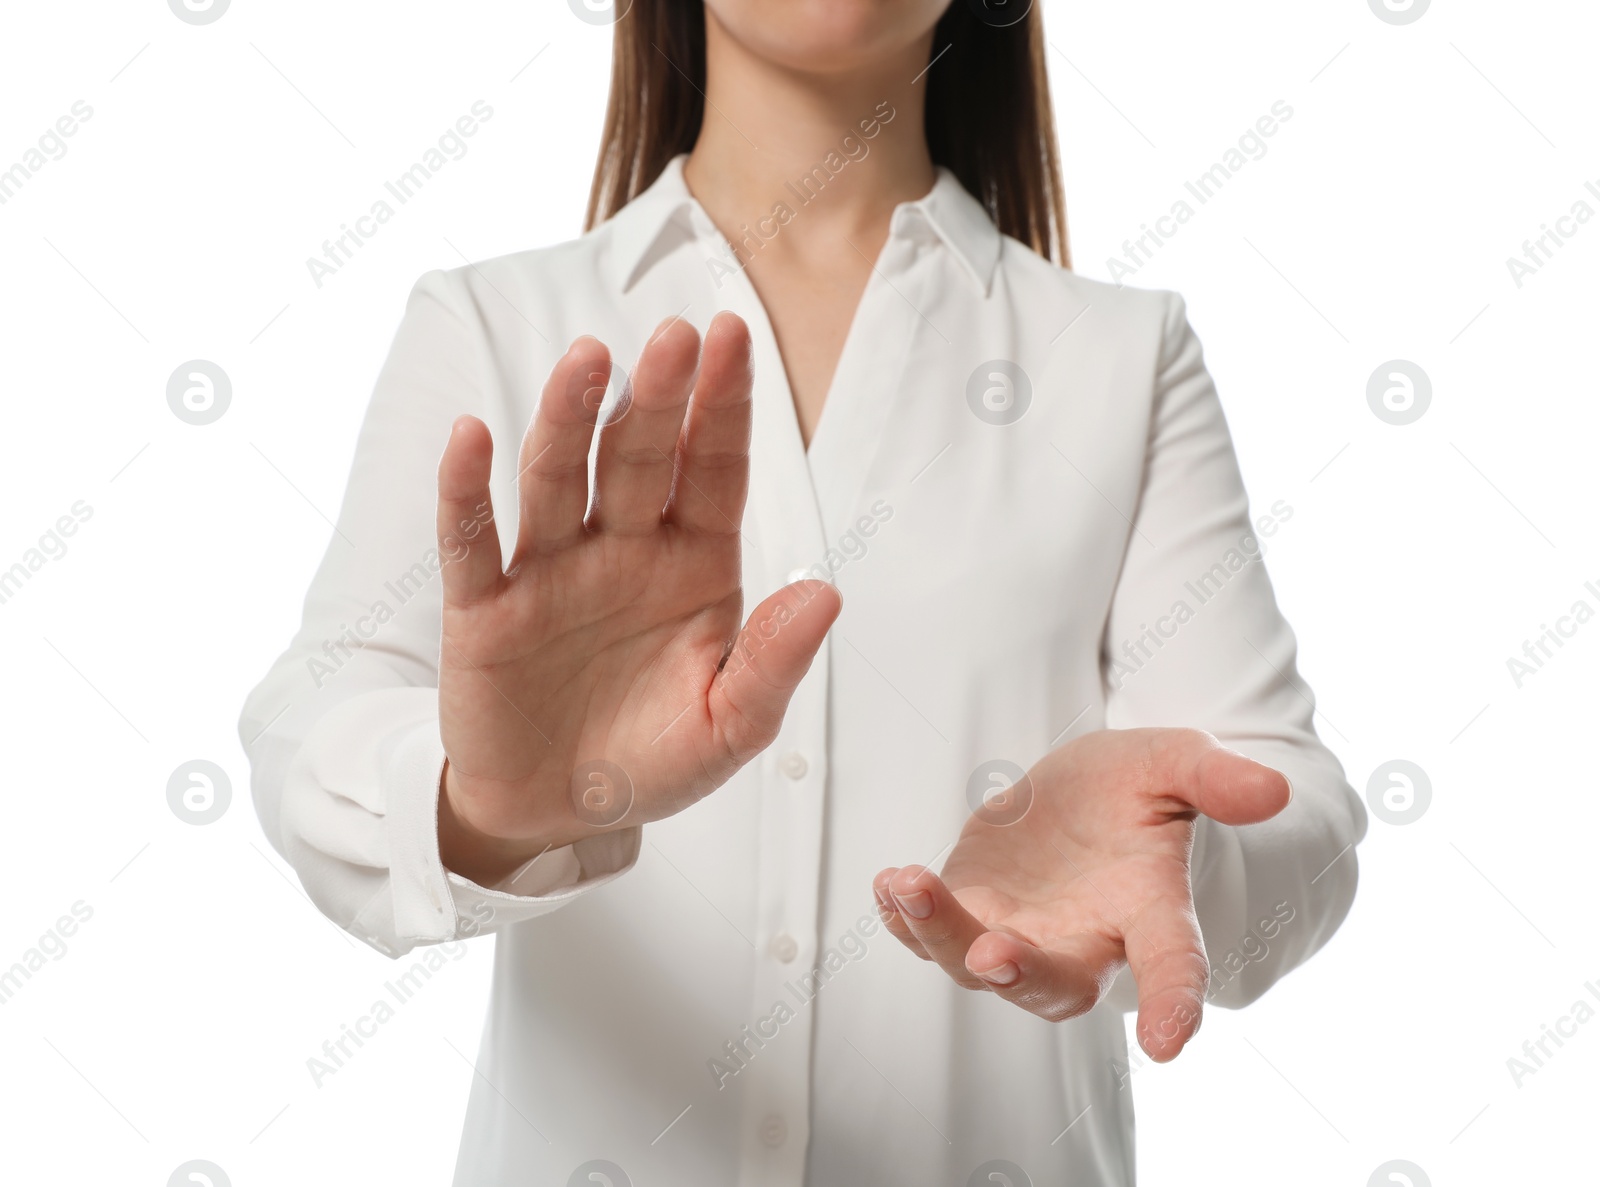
<box><xmin>491</xmin><ymin>240</ymin><xmax>1158</xmax><ymax>671</ymax></box>
<box><xmin>740</xmin><ymin>238</ymin><xmax>881</xmax><ymax>447</ymax></box>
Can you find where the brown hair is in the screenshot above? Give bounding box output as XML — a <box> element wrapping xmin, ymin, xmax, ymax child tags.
<box><xmin>583</xmin><ymin>3</ymin><xmax>1070</xmax><ymax>268</ymax></box>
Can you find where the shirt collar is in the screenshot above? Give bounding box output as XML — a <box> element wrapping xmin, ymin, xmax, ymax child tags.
<box><xmin>602</xmin><ymin>153</ymin><xmax>1003</xmax><ymax>296</ymax></box>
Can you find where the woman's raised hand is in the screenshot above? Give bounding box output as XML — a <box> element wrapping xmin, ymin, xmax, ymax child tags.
<box><xmin>434</xmin><ymin>312</ymin><xmax>841</xmax><ymax>886</ymax></box>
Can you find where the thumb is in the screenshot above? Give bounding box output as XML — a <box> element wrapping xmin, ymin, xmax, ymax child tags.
<box><xmin>1148</xmin><ymin>729</ymin><xmax>1292</xmax><ymax>825</ymax></box>
<box><xmin>709</xmin><ymin>580</ymin><xmax>842</xmax><ymax>764</ymax></box>
<box><xmin>1185</xmin><ymin>743</ymin><xmax>1293</xmax><ymax>826</ymax></box>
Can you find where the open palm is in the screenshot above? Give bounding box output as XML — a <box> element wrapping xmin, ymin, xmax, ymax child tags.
<box><xmin>436</xmin><ymin>313</ymin><xmax>840</xmax><ymax>884</ymax></box>
<box><xmin>875</xmin><ymin>728</ymin><xmax>1291</xmax><ymax>1061</ymax></box>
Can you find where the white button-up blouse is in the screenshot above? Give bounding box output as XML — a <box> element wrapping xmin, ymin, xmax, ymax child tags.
<box><xmin>239</xmin><ymin>155</ymin><xmax>1365</xmax><ymax>1186</ymax></box>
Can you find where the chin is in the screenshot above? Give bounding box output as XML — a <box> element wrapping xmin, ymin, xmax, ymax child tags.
<box><xmin>705</xmin><ymin>0</ymin><xmax>950</xmax><ymax>74</ymax></box>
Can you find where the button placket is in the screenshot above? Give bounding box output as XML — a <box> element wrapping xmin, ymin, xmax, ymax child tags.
<box><xmin>705</xmin><ymin>246</ymin><xmax>832</xmax><ymax>1187</ymax></box>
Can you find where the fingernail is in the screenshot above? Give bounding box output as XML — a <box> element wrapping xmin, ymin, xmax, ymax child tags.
<box><xmin>873</xmin><ymin>886</ymin><xmax>895</xmax><ymax>912</ymax></box>
<box><xmin>975</xmin><ymin>961</ymin><xmax>1020</xmax><ymax>986</ymax></box>
<box><xmin>892</xmin><ymin>890</ymin><xmax>932</xmax><ymax>920</ymax></box>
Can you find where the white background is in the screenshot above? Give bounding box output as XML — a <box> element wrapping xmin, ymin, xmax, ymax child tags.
<box><xmin>1</xmin><ymin>1</ymin><xmax>1595</xmax><ymax>1183</ymax></box>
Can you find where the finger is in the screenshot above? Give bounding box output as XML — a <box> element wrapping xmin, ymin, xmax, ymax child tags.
<box><xmin>709</xmin><ymin>579</ymin><xmax>843</xmax><ymax>764</ymax></box>
<box><xmin>1152</xmin><ymin>730</ymin><xmax>1293</xmax><ymax>826</ymax></box>
<box><xmin>1123</xmin><ymin>895</ymin><xmax>1209</xmax><ymax>1062</ymax></box>
<box><xmin>512</xmin><ymin>336</ymin><xmax>610</xmax><ymax>559</ymax></box>
<box><xmin>887</xmin><ymin>866</ymin><xmax>990</xmax><ymax>990</ymax></box>
<box><xmin>962</xmin><ymin>929</ymin><xmax>1123</xmax><ymax>1023</ymax></box>
<box><xmin>872</xmin><ymin>867</ymin><xmax>932</xmax><ymax>961</ymax></box>
<box><xmin>665</xmin><ymin>311</ymin><xmax>752</xmax><ymax>536</ymax></box>
<box><xmin>590</xmin><ymin>316</ymin><xmax>698</xmax><ymax>535</ymax></box>
<box><xmin>437</xmin><ymin>415</ymin><xmax>505</xmax><ymax>605</ymax></box>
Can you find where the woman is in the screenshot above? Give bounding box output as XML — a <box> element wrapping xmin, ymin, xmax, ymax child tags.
<box><xmin>240</xmin><ymin>2</ymin><xmax>1365</xmax><ymax>1182</ymax></box>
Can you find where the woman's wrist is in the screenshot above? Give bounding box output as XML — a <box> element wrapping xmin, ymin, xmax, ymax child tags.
<box><xmin>437</xmin><ymin>760</ymin><xmax>572</xmax><ymax>887</ymax></box>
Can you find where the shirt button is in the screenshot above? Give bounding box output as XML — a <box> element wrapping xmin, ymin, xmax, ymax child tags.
<box><xmin>785</xmin><ymin>567</ymin><xmax>813</xmax><ymax>586</ymax></box>
<box><xmin>769</xmin><ymin>933</ymin><xmax>799</xmax><ymax>963</ymax></box>
<box><xmin>778</xmin><ymin>751</ymin><xmax>808</xmax><ymax>780</ymax></box>
<box><xmin>759</xmin><ymin>1113</ymin><xmax>787</xmax><ymax>1148</ymax></box>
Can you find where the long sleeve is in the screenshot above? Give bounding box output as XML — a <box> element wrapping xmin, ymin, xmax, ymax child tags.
<box><xmin>237</xmin><ymin>269</ymin><xmax>639</xmax><ymax>959</ymax></box>
<box><xmin>1100</xmin><ymin>292</ymin><xmax>1366</xmax><ymax>1008</ymax></box>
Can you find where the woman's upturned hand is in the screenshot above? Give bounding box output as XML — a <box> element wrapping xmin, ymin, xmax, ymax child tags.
<box><xmin>874</xmin><ymin>728</ymin><xmax>1292</xmax><ymax>1061</ymax></box>
<box><xmin>435</xmin><ymin>312</ymin><xmax>841</xmax><ymax>885</ymax></box>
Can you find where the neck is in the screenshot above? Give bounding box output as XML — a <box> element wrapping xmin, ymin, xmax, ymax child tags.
<box><xmin>683</xmin><ymin>15</ymin><xmax>938</xmax><ymax>248</ymax></box>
